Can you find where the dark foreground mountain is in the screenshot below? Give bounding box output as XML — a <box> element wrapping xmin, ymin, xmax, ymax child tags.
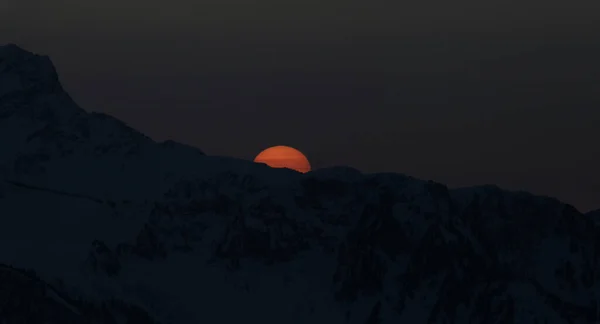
<box><xmin>0</xmin><ymin>44</ymin><xmax>598</xmax><ymax>323</ymax></box>
<box><xmin>588</xmin><ymin>210</ymin><xmax>600</xmax><ymax>226</ymax></box>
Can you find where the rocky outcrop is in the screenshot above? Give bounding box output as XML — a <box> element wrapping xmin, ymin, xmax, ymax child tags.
<box><xmin>0</xmin><ymin>44</ymin><xmax>598</xmax><ymax>323</ymax></box>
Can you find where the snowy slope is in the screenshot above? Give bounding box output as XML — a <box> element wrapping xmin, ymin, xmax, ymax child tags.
<box><xmin>0</xmin><ymin>44</ymin><xmax>598</xmax><ymax>323</ymax></box>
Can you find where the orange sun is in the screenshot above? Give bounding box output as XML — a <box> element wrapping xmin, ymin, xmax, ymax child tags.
<box><xmin>254</xmin><ymin>145</ymin><xmax>311</xmax><ymax>173</ymax></box>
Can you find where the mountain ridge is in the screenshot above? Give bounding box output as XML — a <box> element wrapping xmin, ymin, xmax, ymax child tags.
<box><xmin>0</xmin><ymin>44</ymin><xmax>598</xmax><ymax>323</ymax></box>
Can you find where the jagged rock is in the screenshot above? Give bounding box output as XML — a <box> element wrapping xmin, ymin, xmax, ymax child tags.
<box><xmin>0</xmin><ymin>44</ymin><xmax>598</xmax><ymax>323</ymax></box>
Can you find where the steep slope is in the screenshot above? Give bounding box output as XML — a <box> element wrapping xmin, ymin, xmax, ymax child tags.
<box><xmin>0</xmin><ymin>44</ymin><xmax>598</xmax><ymax>323</ymax></box>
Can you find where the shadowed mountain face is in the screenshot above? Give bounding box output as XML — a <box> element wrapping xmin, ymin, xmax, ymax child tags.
<box><xmin>588</xmin><ymin>210</ymin><xmax>600</xmax><ymax>226</ymax></box>
<box><xmin>0</xmin><ymin>44</ymin><xmax>598</xmax><ymax>323</ymax></box>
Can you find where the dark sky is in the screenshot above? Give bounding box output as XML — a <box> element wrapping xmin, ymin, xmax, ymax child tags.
<box><xmin>2</xmin><ymin>0</ymin><xmax>599</xmax><ymax>212</ymax></box>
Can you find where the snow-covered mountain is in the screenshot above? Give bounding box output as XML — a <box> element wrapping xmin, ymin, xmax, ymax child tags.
<box><xmin>0</xmin><ymin>44</ymin><xmax>598</xmax><ymax>323</ymax></box>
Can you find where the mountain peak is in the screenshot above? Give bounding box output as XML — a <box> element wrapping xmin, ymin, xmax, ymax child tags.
<box><xmin>0</xmin><ymin>43</ymin><xmax>28</xmax><ymax>56</ymax></box>
<box><xmin>0</xmin><ymin>44</ymin><xmax>64</xmax><ymax>101</ymax></box>
<box><xmin>1</xmin><ymin>45</ymin><xmax>599</xmax><ymax>323</ymax></box>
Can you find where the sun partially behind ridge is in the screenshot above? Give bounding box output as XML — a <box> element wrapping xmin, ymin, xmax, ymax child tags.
<box><xmin>253</xmin><ymin>145</ymin><xmax>311</xmax><ymax>173</ymax></box>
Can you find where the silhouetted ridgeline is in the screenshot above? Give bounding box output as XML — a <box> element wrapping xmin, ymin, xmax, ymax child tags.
<box><xmin>0</xmin><ymin>44</ymin><xmax>598</xmax><ymax>323</ymax></box>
